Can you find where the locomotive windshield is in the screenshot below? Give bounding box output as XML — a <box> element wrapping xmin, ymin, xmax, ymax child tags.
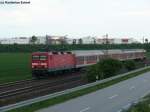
<box><xmin>40</xmin><ymin>56</ymin><xmax>47</xmax><ymax>60</ymax></box>
<box><xmin>32</xmin><ymin>55</ymin><xmax>47</xmax><ymax>60</ymax></box>
<box><xmin>32</xmin><ymin>56</ymin><xmax>39</xmax><ymax>60</ymax></box>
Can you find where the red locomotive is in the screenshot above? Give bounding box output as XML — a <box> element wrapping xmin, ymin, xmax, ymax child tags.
<box><xmin>31</xmin><ymin>49</ymin><xmax>146</xmax><ymax>78</ymax></box>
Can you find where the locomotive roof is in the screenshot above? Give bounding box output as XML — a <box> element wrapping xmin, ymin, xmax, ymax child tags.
<box><xmin>72</xmin><ymin>49</ymin><xmax>145</xmax><ymax>56</ymax></box>
<box><xmin>122</xmin><ymin>49</ymin><xmax>146</xmax><ymax>53</ymax></box>
<box><xmin>32</xmin><ymin>49</ymin><xmax>145</xmax><ymax>56</ymax></box>
<box><xmin>72</xmin><ymin>50</ymin><xmax>104</xmax><ymax>56</ymax></box>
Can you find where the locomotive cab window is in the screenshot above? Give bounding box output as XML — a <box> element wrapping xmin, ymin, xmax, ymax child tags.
<box><xmin>32</xmin><ymin>56</ymin><xmax>39</xmax><ymax>60</ymax></box>
<box><xmin>40</xmin><ymin>56</ymin><xmax>47</xmax><ymax>60</ymax></box>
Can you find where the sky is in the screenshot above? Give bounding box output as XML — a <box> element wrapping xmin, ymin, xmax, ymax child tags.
<box><xmin>0</xmin><ymin>0</ymin><xmax>150</xmax><ymax>42</ymax></box>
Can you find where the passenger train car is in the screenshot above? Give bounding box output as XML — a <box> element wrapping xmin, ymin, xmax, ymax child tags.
<box><xmin>31</xmin><ymin>49</ymin><xmax>146</xmax><ymax>78</ymax></box>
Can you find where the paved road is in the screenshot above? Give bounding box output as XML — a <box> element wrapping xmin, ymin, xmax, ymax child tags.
<box><xmin>38</xmin><ymin>72</ymin><xmax>150</xmax><ymax>112</ymax></box>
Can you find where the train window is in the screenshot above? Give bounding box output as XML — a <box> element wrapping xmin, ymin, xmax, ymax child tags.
<box><xmin>67</xmin><ymin>52</ymin><xmax>72</xmax><ymax>54</ymax></box>
<box><xmin>40</xmin><ymin>56</ymin><xmax>47</xmax><ymax>60</ymax></box>
<box><xmin>32</xmin><ymin>56</ymin><xmax>39</xmax><ymax>60</ymax></box>
<box><xmin>60</xmin><ymin>52</ymin><xmax>64</xmax><ymax>54</ymax></box>
<box><xmin>52</xmin><ymin>52</ymin><xmax>58</xmax><ymax>54</ymax></box>
<box><xmin>90</xmin><ymin>56</ymin><xmax>93</xmax><ymax>60</ymax></box>
<box><xmin>77</xmin><ymin>56</ymin><xmax>84</xmax><ymax>62</ymax></box>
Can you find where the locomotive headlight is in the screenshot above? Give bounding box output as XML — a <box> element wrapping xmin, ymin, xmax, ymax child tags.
<box><xmin>44</xmin><ymin>65</ymin><xmax>47</xmax><ymax>68</ymax></box>
<box><xmin>41</xmin><ymin>63</ymin><xmax>47</xmax><ymax>66</ymax></box>
<box><xmin>32</xmin><ymin>63</ymin><xmax>38</xmax><ymax>65</ymax></box>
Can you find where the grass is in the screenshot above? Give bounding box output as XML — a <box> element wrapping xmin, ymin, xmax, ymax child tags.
<box><xmin>0</xmin><ymin>53</ymin><xmax>32</xmax><ymax>84</ymax></box>
<box><xmin>127</xmin><ymin>94</ymin><xmax>150</xmax><ymax>112</ymax></box>
<box><xmin>7</xmin><ymin>67</ymin><xmax>150</xmax><ymax>112</ymax></box>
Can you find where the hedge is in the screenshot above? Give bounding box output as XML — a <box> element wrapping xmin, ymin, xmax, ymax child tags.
<box><xmin>0</xmin><ymin>43</ymin><xmax>149</xmax><ymax>52</ymax></box>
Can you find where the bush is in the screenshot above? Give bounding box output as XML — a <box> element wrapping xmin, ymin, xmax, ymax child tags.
<box><xmin>127</xmin><ymin>100</ymin><xmax>150</xmax><ymax>112</ymax></box>
<box><xmin>124</xmin><ymin>60</ymin><xmax>136</xmax><ymax>71</ymax></box>
<box><xmin>0</xmin><ymin>43</ymin><xmax>148</xmax><ymax>53</ymax></box>
<box><xmin>86</xmin><ymin>58</ymin><xmax>123</xmax><ymax>82</ymax></box>
<box><xmin>86</xmin><ymin>65</ymin><xmax>100</xmax><ymax>82</ymax></box>
<box><xmin>97</xmin><ymin>58</ymin><xmax>123</xmax><ymax>78</ymax></box>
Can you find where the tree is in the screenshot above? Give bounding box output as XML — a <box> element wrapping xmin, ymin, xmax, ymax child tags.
<box><xmin>145</xmin><ymin>38</ymin><xmax>148</xmax><ymax>44</ymax></box>
<box><xmin>78</xmin><ymin>38</ymin><xmax>83</xmax><ymax>44</ymax></box>
<box><xmin>93</xmin><ymin>38</ymin><xmax>96</xmax><ymax>44</ymax></box>
<box><xmin>97</xmin><ymin>58</ymin><xmax>122</xmax><ymax>78</ymax></box>
<box><xmin>30</xmin><ymin>35</ymin><xmax>37</xmax><ymax>44</ymax></box>
<box><xmin>72</xmin><ymin>39</ymin><xmax>76</xmax><ymax>45</ymax></box>
<box><xmin>86</xmin><ymin>65</ymin><xmax>99</xmax><ymax>82</ymax></box>
<box><xmin>86</xmin><ymin>58</ymin><xmax>123</xmax><ymax>82</ymax></box>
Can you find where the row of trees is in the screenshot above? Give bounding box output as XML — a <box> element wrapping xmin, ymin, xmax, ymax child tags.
<box><xmin>0</xmin><ymin>43</ymin><xmax>150</xmax><ymax>52</ymax></box>
<box><xmin>86</xmin><ymin>58</ymin><xmax>136</xmax><ymax>82</ymax></box>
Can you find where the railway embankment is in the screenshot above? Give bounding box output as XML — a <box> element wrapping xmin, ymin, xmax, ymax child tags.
<box><xmin>0</xmin><ymin>72</ymin><xmax>86</xmax><ymax>107</ymax></box>
<box><xmin>127</xmin><ymin>94</ymin><xmax>150</xmax><ymax>112</ymax></box>
<box><xmin>2</xmin><ymin>66</ymin><xmax>150</xmax><ymax>112</ymax></box>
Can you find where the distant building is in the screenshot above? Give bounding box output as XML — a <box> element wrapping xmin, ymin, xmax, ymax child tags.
<box><xmin>96</xmin><ymin>36</ymin><xmax>139</xmax><ymax>44</ymax></box>
<box><xmin>66</xmin><ymin>38</ymin><xmax>74</xmax><ymax>44</ymax></box>
<box><xmin>96</xmin><ymin>38</ymin><xmax>114</xmax><ymax>44</ymax></box>
<box><xmin>29</xmin><ymin>36</ymin><xmax>46</xmax><ymax>44</ymax></box>
<box><xmin>65</xmin><ymin>36</ymin><xmax>96</xmax><ymax>44</ymax></box>
<box><xmin>0</xmin><ymin>35</ymin><xmax>140</xmax><ymax>45</ymax></box>
<box><xmin>114</xmin><ymin>38</ymin><xmax>139</xmax><ymax>44</ymax></box>
<box><xmin>46</xmin><ymin>35</ymin><xmax>67</xmax><ymax>45</ymax></box>
<box><xmin>81</xmin><ymin>36</ymin><xmax>96</xmax><ymax>44</ymax></box>
<box><xmin>0</xmin><ymin>37</ymin><xmax>29</xmax><ymax>44</ymax></box>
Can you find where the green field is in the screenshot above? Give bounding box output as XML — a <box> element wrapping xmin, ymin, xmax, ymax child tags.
<box><xmin>0</xmin><ymin>53</ymin><xmax>32</xmax><ymax>84</ymax></box>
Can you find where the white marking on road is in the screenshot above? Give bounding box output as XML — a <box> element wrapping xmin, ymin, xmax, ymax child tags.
<box><xmin>123</xmin><ymin>103</ymin><xmax>131</xmax><ymax>109</ymax></box>
<box><xmin>117</xmin><ymin>109</ymin><xmax>122</xmax><ymax>112</ymax></box>
<box><xmin>143</xmin><ymin>79</ymin><xmax>147</xmax><ymax>82</ymax></box>
<box><xmin>133</xmin><ymin>101</ymin><xmax>138</xmax><ymax>105</ymax></box>
<box><xmin>108</xmin><ymin>94</ymin><xmax>118</xmax><ymax>99</ymax></box>
<box><xmin>129</xmin><ymin>86</ymin><xmax>135</xmax><ymax>90</ymax></box>
<box><xmin>80</xmin><ymin>107</ymin><xmax>91</xmax><ymax>112</ymax></box>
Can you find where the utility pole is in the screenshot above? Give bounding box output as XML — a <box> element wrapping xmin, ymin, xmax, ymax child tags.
<box><xmin>143</xmin><ymin>36</ymin><xmax>145</xmax><ymax>44</ymax></box>
<box><xmin>105</xmin><ymin>34</ymin><xmax>109</xmax><ymax>58</ymax></box>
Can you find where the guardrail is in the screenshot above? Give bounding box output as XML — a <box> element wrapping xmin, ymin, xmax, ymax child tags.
<box><xmin>0</xmin><ymin>66</ymin><xmax>150</xmax><ymax>112</ymax></box>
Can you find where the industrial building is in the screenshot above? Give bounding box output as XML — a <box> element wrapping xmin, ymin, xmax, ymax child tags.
<box><xmin>0</xmin><ymin>37</ymin><xmax>30</xmax><ymax>44</ymax></box>
<box><xmin>0</xmin><ymin>35</ymin><xmax>140</xmax><ymax>45</ymax></box>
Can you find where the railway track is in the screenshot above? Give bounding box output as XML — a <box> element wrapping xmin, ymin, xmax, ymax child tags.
<box><xmin>0</xmin><ymin>71</ymin><xmax>84</xmax><ymax>92</ymax></box>
<box><xmin>0</xmin><ymin>72</ymin><xmax>87</xmax><ymax>106</ymax></box>
<box><xmin>0</xmin><ymin>79</ymin><xmax>34</xmax><ymax>89</ymax></box>
<box><xmin>0</xmin><ymin>79</ymin><xmax>51</xmax><ymax>93</ymax></box>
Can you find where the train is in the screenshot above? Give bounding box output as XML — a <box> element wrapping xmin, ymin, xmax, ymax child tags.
<box><xmin>31</xmin><ymin>49</ymin><xmax>146</xmax><ymax>78</ymax></box>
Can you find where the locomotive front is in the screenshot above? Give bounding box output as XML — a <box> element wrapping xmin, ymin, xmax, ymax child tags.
<box><xmin>31</xmin><ymin>52</ymin><xmax>49</xmax><ymax>78</ymax></box>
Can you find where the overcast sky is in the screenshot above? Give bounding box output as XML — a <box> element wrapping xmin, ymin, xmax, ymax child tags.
<box><xmin>0</xmin><ymin>0</ymin><xmax>150</xmax><ymax>41</ymax></box>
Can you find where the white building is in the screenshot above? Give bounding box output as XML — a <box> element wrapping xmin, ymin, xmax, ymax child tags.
<box><xmin>96</xmin><ymin>38</ymin><xmax>114</xmax><ymax>44</ymax></box>
<box><xmin>31</xmin><ymin>36</ymin><xmax>46</xmax><ymax>44</ymax></box>
<box><xmin>81</xmin><ymin>36</ymin><xmax>96</xmax><ymax>44</ymax></box>
<box><xmin>45</xmin><ymin>35</ymin><xmax>68</xmax><ymax>45</ymax></box>
<box><xmin>113</xmin><ymin>38</ymin><xmax>139</xmax><ymax>44</ymax></box>
<box><xmin>0</xmin><ymin>35</ymin><xmax>140</xmax><ymax>45</ymax></box>
<box><xmin>66</xmin><ymin>38</ymin><xmax>74</xmax><ymax>44</ymax></box>
<box><xmin>0</xmin><ymin>37</ymin><xmax>30</xmax><ymax>44</ymax></box>
<box><xmin>96</xmin><ymin>36</ymin><xmax>139</xmax><ymax>44</ymax></box>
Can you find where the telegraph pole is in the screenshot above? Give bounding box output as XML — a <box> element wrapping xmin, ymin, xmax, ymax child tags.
<box><xmin>143</xmin><ymin>36</ymin><xmax>145</xmax><ymax>44</ymax></box>
<box><xmin>105</xmin><ymin>34</ymin><xmax>109</xmax><ymax>58</ymax></box>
